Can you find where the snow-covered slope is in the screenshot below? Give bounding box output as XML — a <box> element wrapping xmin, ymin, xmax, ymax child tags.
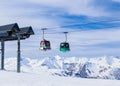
<box><xmin>2</xmin><ymin>55</ymin><xmax>120</xmax><ymax>80</ymax></box>
<box><xmin>0</xmin><ymin>70</ymin><xmax>120</xmax><ymax>86</ymax></box>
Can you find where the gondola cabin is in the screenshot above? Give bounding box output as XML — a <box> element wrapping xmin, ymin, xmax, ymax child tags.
<box><xmin>40</xmin><ymin>39</ymin><xmax>51</xmax><ymax>51</ymax></box>
<box><xmin>60</xmin><ymin>42</ymin><xmax>70</xmax><ymax>52</ymax></box>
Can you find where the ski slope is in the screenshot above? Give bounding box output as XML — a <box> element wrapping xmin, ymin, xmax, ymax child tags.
<box><xmin>0</xmin><ymin>70</ymin><xmax>120</xmax><ymax>86</ymax></box>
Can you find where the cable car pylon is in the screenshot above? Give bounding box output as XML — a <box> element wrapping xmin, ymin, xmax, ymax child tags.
<box><xmin>60</xmin><ymin>32</ymin><xmax>70</xmax><ymax>52</ymax></box>
<box><xmin>40</xmin><ymin>28</ymin><xmax>51</xmax><ymax>51</ymax></box>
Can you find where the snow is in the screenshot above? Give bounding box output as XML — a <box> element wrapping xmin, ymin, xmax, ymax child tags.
<box><xmin>0</xmin><ymin>70</ymin><xmax>120</xmax><ymax>86</ymax></box>
<box><xmin>0</xmin><ymin>55</ymin><xmax>120</xmax><ymax>86</ymax></box>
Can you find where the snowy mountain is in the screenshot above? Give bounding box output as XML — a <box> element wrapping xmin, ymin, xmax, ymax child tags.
<box><xmin>2</xmin><ymin>55</ymin><xmax>120</xmax><ymax>80</ymax></box>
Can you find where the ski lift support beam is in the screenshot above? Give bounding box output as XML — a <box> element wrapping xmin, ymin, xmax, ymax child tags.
<box><xmin>0</xmin><ymin>23</ymin><xmax>34</xmax><ymax>73</ymax></box>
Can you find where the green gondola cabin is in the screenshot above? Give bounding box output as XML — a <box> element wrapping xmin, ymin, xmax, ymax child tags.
<box><xmin>60</xmin><ymin>42</ymin><xmax>70</xmax><ymax>52</ymax></box>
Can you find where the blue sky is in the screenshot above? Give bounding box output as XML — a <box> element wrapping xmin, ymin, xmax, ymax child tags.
<box><xmin>0</xmin><ymin>0</ymin><xmax>120</xmax><ymax>58</ymax></box>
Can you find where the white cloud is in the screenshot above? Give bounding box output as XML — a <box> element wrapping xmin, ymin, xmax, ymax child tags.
<box><xmin>0</xmin><ymin>0</ymin><xmax>60</xmax><ymax>27</ymax></box>
<box><xmin>28</xmin><ymin>0</ymin><xmax>108</xmax><ymax>17</ymax></box>
<box><xmin>112</xmin><ymin>0</ymin><xmax>120</xmax><ymax>2</ymax></box>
